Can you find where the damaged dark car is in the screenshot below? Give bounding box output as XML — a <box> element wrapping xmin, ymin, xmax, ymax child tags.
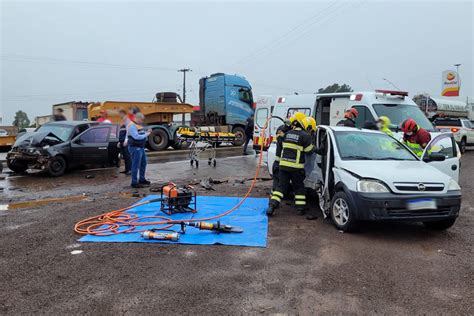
<box><xmin>6</xmin><ymin>121</ymin><xmax>120</xmax><ymax>176</ymax></box>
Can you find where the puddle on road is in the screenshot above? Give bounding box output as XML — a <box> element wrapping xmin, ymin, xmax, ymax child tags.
<box><xmin>0</xmin><ymin>195</ymin><xmax>87</xmax><ymax>210</ymax></box>
<box><xmin>0</xmin><ymin>191</ymin><xmax>143</xmax><ymax>210</ymax></box>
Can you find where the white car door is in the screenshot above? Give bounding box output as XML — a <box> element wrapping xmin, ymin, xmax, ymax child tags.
<box><xmin>421</xmin><ymin>133</ymin><xmax>459</xmax><ymax>182</ymax></box>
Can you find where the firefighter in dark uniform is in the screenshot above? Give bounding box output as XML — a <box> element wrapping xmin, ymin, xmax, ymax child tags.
<box><xmin>267</xmin><ymin>112</ymin><xmax>314</xmax><ymax>216</ymax></box>
<box><xmin>336</xmin><ymin>108</ymin><xmax>358</xmax><ymax>127</ymax></box>
<box><xmin>271</xmin><ymin>118</ymin><xmax>292</xmax><ymax>194</ymax></box>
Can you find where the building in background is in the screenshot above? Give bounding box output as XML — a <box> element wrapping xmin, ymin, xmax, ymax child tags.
<box><xmin>52</xmin><ymin>101</ymin><xmax>90</xmax><ymax>121</ymax></box>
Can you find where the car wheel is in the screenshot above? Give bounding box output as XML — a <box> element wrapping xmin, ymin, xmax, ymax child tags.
<box><xmin>459</xmin><ymin>138</ymin><xmax>466</xmax><ymax>154</ymax></box>
<box><xmin>330</xmin><ymin>191</ymin><xmax>358</xmax><ymax>232</ymax></box>
<box><xmin>148</xmin><ymin>129</ymin><xmax>169</xmax><ymax>151</ymax></box>
<box><xmin>48</xmin><ymin>156</ymin><xmax>67</xmax><ymax>177</ymax></box>
<box><xmin>423</xmin><ymin>218</ymin><xmax>456</xmax><ymax>230</ymax></box>
<box><xmin>231</xmin><ymin>126</ymin><xmax>246</xmax><ymax>146</ymax></box>
<box><xmin>7</xmin><ymin>160</ymin><xmax>28</xmax><ymax>173</ymax></box>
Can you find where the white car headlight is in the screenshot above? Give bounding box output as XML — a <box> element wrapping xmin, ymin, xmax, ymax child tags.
<box><xmin>447</xmin><ymin>179</ymin><xmax>461</xmax><ymax>191</ymax></box>
<box><xmin>356</xmin><ymin>180</ymin><xmax>390</xmax><ymax>193</ymax></box>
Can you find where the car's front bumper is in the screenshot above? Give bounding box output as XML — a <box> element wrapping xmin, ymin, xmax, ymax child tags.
<box><xmin>347</xmin><ymin>190</ymin><xmax>461</xmax><ymax>221</ymax></box>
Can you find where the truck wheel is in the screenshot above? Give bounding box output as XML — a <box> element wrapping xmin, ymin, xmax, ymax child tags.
<box><xmin>330</xmin><ymin>191</ymin><xmax>358</xmax><ymax>232</ymax></box>
<box><xmin>48</xmin><ymin>156</ymin><xmax>67</xmax><ymax>177</ymax></box>
<box><xmin>148</xmin><ymin>129</ymin><xmax>169</xmax><ymax>151</ymax></box>
<box><xmin>423</xmin><ymin>218</ymin><xmax>456</xmax><ymax>230</ymax></box>
<box><xmin>7</xmin><ymin>160</ymin><xmax>28</xmax><ymax>173</ymax></box>
<box><xmin>231</xmin><ymin>126</ymin><xmax>246</xmax><ymax>146</ymax></box>
<box><xmin>459</xmin><ymin>138</ymin><xmax>466</xmax><ymax>154</ymax></box>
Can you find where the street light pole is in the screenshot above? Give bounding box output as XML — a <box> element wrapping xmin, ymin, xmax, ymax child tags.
<box><xmin>454</xmin><ymin>63</ymin><xmax>461</xmax><ymax>93</ymax></box>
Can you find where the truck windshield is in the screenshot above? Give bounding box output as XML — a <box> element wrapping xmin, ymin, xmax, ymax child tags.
<box><xmin>372</xmin><ymin>103</ymin><xmax>435</xmax><ymax>132</ymax></box>
<box><xmin>37</xmin><ymin>125</ymin><xmax>74</xmax><ymax>141</ymax></box>
<box><xmin>334</xmin><ymin>131</ymin><xmax>418</xmax><ymax>161</ymax></box>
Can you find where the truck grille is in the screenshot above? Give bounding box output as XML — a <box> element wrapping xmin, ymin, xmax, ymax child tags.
<box><xmin>393</xmin><ymin>182</ymin><xmax>444</xmax><ymax>192</ymax></box>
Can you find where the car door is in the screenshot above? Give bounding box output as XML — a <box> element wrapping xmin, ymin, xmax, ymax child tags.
<box><xmin>71</xmin><ymin>126</ymin><xmax>112</xmax><ymax>165</ymax></box>
<box><xmin>463</xmin><ymin>120</ymin><xmax>474</xmax><ymax>144</ymax></box>
<box><xmin>421</xmin><ymin>133</ymin><xmax>459</xmax><ymax>182</ymax></box>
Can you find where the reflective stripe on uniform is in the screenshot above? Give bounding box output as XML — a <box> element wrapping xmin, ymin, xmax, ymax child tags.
<box><xmin>279</xmin><ymin>160</ymin><xmax>304</xmax><ymax>169</ymax></box>
<box><xmin>295</xmin><ymin>195</ymin><xmax>306</xmax><ymax>200</ymax></box>
<box><xmin>271</xmin><ymin>196</ymin><xmax>281</xmax><ymax>202</ymax></box>
<box><xmin>404</xmin><ymin>140</ymin><xmax>423</xmax><ymax>157</ymax></box>
<box><xmin>303</xmin><ymin>144</ymin><xmax>314</xmax><ymax>152</ymax></box>
<box><xmin>283</xmin><ymin>142</ymin><xmax>303</xmax><ymax>151</ymax></box>
<box><xmin>275</xmin><ymin>156</ymin><xmax>280</xmax><ymax>161</ymax></box>
<box><xmin>273</xmin><ymin>191</ymin><xmax>284</xmax><ymax>198</ymax></box>
<box><xmin>295</xmin><ymin>200</ymin><xmax>306</xmax><ymax>205</ymax></box>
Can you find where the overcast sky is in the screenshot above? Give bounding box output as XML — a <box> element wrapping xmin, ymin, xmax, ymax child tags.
<box><xmin>1</xmin><ymin>0</ymin><xmax>472</xmax><ymax>124</ymax></box>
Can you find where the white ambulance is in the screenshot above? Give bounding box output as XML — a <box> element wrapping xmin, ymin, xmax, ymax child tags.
<box><xmin>255</xmin><ymin>89</ymin><xmax>459</xmax><ymax>184</ymax></box>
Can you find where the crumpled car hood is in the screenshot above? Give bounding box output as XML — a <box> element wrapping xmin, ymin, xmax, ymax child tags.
<box><xmin>13</xmin><ymin>132</ymin><xmax>63</xmax><ymax>148</ymax></box>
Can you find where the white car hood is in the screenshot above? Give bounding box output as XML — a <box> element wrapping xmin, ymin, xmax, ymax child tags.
<box><xmin>338</xmin><ymin>160</ymin><xmax>451</xmax><ymax>191</ymax></box>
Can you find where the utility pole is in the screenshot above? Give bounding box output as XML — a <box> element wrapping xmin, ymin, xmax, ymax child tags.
<box><xmin>454</xmin><ymin>63</ymin><xmax>461</xmax><ymax>93</ymax></box>
<box><xmin>178</xmin><ymin>68</ymin><xmax>192</xmax><ymax>125</ymax></box>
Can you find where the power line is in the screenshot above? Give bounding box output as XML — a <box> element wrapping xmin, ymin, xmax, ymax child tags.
<box><xmin>233</xmin><ymin>0</ymin><xmax>365</xmax><ymax>69</ymax></box>
<box><xmin>232</xmin><ymin>0</ymin><xmax>341</xmax><ymax>67</ymax></box>
<box><xmin>1</xmin><ymin>53</ymin><xmax>177</xmax><ymax>72</ymax></box>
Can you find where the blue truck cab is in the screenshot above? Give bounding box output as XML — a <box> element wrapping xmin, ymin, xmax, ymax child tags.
<box><xmin>196</xmin><ymin>73</ymin><xmax>254</xmax><ymax>145</ymax></box>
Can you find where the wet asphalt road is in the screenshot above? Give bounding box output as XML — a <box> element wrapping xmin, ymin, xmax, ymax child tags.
<box><xmin>0</xmin><ymin>150</ymin><xmax>473</xmax><ymax>314</ymax></box>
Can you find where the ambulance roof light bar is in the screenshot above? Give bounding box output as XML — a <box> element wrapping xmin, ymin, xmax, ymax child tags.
<box><xmin>375</xmin><ymin>89</ymin><xmax>409</xmax><ymax>97</ymax></box>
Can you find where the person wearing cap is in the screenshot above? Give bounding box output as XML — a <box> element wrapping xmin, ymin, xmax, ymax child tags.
<box><xmin>337</xmin><ymin>108</ymin><xmax>358</xmax><ymax>127</ymax></box>
<box><xmin>97</xmin><ymin>110</ymin><xmax>112</xmax><ymax>123</ymax></box>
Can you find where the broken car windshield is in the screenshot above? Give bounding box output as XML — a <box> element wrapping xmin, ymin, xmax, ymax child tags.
<box><xmin>37</xmin><ymin>125</ymin><xmax>74</xmax><ymax>142</ymax></box>
<box><xmin>334</xmin><ymin>131</ymin><xmax>418</xmax><ymax>161</ymax></box>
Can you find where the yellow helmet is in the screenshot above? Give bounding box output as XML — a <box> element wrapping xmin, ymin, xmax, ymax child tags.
<box><xmin>378</xmin><ymin>115</ymin><xmax>391</xmax><ymax>128</ymax></box>
<box><xmin>291</xmin><ymin>112</ymin><xmax>307</xmax><ymax>128</ymax></box>
<box><xmin>304</xmin><ymin>117</ymin><xmax>316</xmax><ymax>131</ymax></box>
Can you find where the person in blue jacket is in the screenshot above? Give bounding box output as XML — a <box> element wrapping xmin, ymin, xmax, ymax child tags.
<box><xmin>127</xmin><ymin>112</ymin><xmax>152</xmax><ymax>188</ymax></box>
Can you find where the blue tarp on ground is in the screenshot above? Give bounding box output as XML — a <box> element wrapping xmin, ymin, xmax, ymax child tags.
<box><xmin>79</xmin><ymin>195</ymin><xmax>269</xmax><ymax>247</ymax></box>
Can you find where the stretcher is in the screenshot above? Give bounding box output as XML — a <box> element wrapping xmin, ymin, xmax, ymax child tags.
<box><xmin>177</xmin><ymin>127</ymin><xmax>236</xmax><ymax>168</ymax></box>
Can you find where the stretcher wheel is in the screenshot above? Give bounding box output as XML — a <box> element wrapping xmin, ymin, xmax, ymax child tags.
<box><xmin>213</xmin><ymin>159</ymin><xmax>217</xmax><ymax>167</ymax></box>
<box><xmin>208</xmin><ymin>158</ymin><xmax>212</xmax><ymax>166</ymax></box>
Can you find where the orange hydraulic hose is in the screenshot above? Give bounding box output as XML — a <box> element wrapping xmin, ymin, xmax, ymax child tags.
<box><xmin>74</xmin><ymin>116</ymin><xmax>272</xmax><ymax>236</ymax></box>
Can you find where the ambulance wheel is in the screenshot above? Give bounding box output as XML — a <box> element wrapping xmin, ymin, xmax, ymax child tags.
<box><xmin>330</xmin><ymin>191</ymin><xmax>358</xmax><ymax>232</ymax></box>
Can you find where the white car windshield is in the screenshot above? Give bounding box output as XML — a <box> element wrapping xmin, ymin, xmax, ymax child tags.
<box><xmin>334</xmin><ymin>131</ymin><xmax>418</xmax><ymax>161</ymax></box>
<box><xmin>37</xmin><ymin>125</ymin><xmax>74</xmax><ymax>141</ymax></box>
<box><xmin>372</xmin><ymin>103</ymin><xmax>435</xmax><ymax>132</ymax></box>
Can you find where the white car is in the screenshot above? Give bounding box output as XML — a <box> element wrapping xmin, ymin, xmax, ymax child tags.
<box><xmin>269</xmin><ymin>126</ymin><xmax>462</xmax><ymax>231</ymax></box>
<box><xmin>434</xmin><ymin>118</ymin><xmax>474</xmax><ymax>153</ymax></box>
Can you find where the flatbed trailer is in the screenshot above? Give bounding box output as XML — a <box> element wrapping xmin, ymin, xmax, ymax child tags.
<box><xmin>88</xmin><ymin>100</ymin><xmax>194</xmax><ymax>151</ymax></box>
